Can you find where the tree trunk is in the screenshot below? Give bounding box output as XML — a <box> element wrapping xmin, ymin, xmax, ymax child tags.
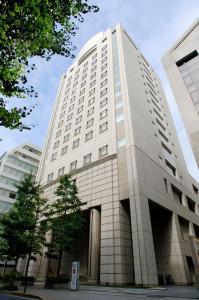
<box><xmin>56</xmin><ymin>247</ymin><xmax>63</xmax><ymax>279</ymax></box>
<box><xmin>24</xmin><ymin>254</ymin><xmax>30</xmax><ymax>293</ymax></box>
<box><xmin>1</xmin><ymin>260</ymin><xmax>7</xmax><ymax>276</ymax></box>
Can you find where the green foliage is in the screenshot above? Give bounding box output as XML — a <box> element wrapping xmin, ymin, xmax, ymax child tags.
<box><xmin>0</xmin><ymin>0</ymin><xmax>98</xmax><ymax>130</ymax></box>
<box><xmin>0</xmin><ymin>271</ymin><xmax>21</xmax><ymax>290</ymax></box>
<box><xmin>46</xmin><ymin>175</ymin><xmax>85</xmax><ymax>278</ymax></box>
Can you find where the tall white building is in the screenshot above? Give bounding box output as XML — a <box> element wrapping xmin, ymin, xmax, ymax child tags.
<box><xmin>0</xmin><ymin>143</ymin><xmax>41</xmax><ymax>213</ymax></box>
<box><xmin>162</xmin><ymin>18</ymin><xmax>199</xmax><ymax>167</ymax></box>
<box><xmin>33</xmin><ymin>24</ymin><xmax>199</xmax><ymax>286</ymax></box>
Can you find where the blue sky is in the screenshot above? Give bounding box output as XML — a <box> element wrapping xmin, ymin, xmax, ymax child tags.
<box><xmin>1</xmin><ymin>0</ymin><xmax>199</xmax><ymax>180</ymax></box>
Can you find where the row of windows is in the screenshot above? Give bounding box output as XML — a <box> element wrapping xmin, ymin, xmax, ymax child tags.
<box><xmin>47</xmin><ymin>145</ymin><xmax>108</xmax><ymax>182</ymax></box>
<box><xmin>52</xmin><ymin>122</ymin><xmax>109</xmax><ymax>160</ymax></box>
<box><xmin>56</xmin><ymin>105</ymin><xmax>108</xmax><ymax>139</ymax></box>
<box><xmin>64</xmin><ymin>63</ymin><xmax>108</xmax><ymax>99</ymax></box>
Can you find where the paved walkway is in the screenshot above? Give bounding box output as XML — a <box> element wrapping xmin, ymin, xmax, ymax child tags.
<box><xmin>23</xmin><ymin>285</ymin><xmax>199</xmax><ymax>300</ymax></box>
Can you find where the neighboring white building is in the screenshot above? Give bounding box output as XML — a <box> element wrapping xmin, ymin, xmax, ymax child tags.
<box><xmin>0</xmin><ymin>143</ymin><xmax>42</xmax><ymax>213</ymax></box>
<box><xmin>162</xmin><ymin>18</ymin><xmax>199</xmax><ymax>167</ymax></box>
<box><xmin>31</xmin><ymin>24</ymin><xmax>199</xmax><ymax>286</ymax></box>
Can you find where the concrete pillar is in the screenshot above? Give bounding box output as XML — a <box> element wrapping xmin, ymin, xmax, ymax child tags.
<box><xmin>37</xmin><ymin>230</ymin><xmax>53</xmax><ymax>281</ymax></box>
<box><xmin>129</xmin><ymin>194</ymin><xmax>158</xmax><ymax>286</ymax></box>
<box><xmin>88</xmin><ymin>208</ymin><xmax>101</xmax><ymax>283</ymax></box>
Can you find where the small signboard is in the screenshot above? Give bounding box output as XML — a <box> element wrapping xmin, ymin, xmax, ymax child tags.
<box><xmin>71</xmin><ymin>261</ymin><xmax>80</xmax><ymax>290</ymax></box>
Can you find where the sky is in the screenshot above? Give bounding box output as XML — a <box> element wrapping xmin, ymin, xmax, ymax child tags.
<box><xmin>1</xmin><ymin>0</ymin><xmax>199</xmax><ymax>180</ymax></box>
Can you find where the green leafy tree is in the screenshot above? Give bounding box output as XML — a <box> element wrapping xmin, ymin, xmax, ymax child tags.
<box><xmin>0</xmin><ymin>0</ymin><xmax>98</xmax><ymax>130</ymax></box>
<box><xmin>0</xmin><ymin>174</ymin><xmax>49</xmax><ymax>292</ymax></box>
<box><xmin>46</xmin><ymin>174</ymin><xmax>85</xmax><ymax>279</ymax></box>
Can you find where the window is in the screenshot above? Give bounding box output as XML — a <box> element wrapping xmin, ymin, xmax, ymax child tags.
<box><xmin>101</xmin><ymin>78</ymin><xmax>107</xmax><ymax>88</ymax></box>
<box><xmin>53</xmin><ymin>141</ymin><xmax>59</xmax><ymax>149</ymax></box>
<box><xmin>100</xmin><ymin>109</ymin><xmax>108</xmax><ymax>119</ymax></box>
<box><xmin>84</xmin><ymin>153</ymin><xmax>92</xmax><ymax>165</ymax></box>
<box><xmin>102</xmin><ymin>45</ymin><xmax>107</xmax><ymax>51</ymax></box>
<box><xmin>51</xmin><ymin>152</ymin><xmax>57</xmax><ymax>161</ymax></box>
<box><xmin>92</xmin><ymin>53</ymin><xmax>97</xmax><ymax>60</ymax></box>
<box><xmin>90</xmin><ymin>80</ymin><xmax>96</xmax><ymax>88</ymax></box>
<box><xmin>65</xmin><ymin>88</ymin><xmax>70</xmax><ymax>95</ymax></box>
<box><xmin>171</xmin><ymin>185</ymin><xmax>182</xmax><ymax>204</ymax></box>
<box><xmin>76</xmin><ymin>115</ymin><xmax>82</xmax><ymax>124</ymax></box>
<box><xmin>61</xmin><ymin>146</ymin><xmax>68</xmax><ymax>155</ymax></box>
<box><xmin>56</xmin><ymin>130</ymin><xmax>62</xmax><ymax>138</ymax></box>
<box><xmin>117</xmin><ymin>137</ymin><xmax>126</xmax><ymax>147</ymax></box>
<box><xmin>100</xmin><ymin>98</ymin><xmax>108</xmax><ymax>108</ymax></box>
<box><xmin>164</xmin><ymin>178</ymin><xmax>168</xmax><ymax>193</ymax></box>
<box><xmin>74</xmin><ymin>126</ymin><xmax>81</xmax><ymax>135</ymax></box>
<box><xmin>80</xmin><ymin>88</ymin><xmax>85</xmax><ymax>96</ymax></box>
<box><xmin>47</xmin><ymin>173</ymin><xmax>53</xmax><ymax>182</ymax></box>
<box><xmin>99</xmin><ymin>145</ymin><xmax>108</xmax><ymax>157</ymax></box>
<box><xmin>88</xmin><ymin>97</ymin><xmax>95</xmax><ymax>106</ymax></box>
<box><xmin>70</xmin><ymin>96</ymin><xmax>76</xmax><ymax>103</ymax></box>
<box><xmin>77</xmin><ymin>105</ymin><xmax>83</xmax><ymax>114</ymax></box>
<box><xmin>92</xmin><ymin>59</ymin><xmax>97</xmax><ymax>66</ymax></box>
<box><xmin>63</xmin><ymin>134</ymin><xmax>70</xmax><ymax>142</ymax></box>
<box><xmin>89</xmin><ymin>88</ymin><xmax>95</xmax><ymax>96</ymax></box>
<box><xmin>91</xmin><ymin>65</ymin><xmax>97</xmax><ymax>73</ymax></box>
<box><xmin>81</xmin><ymin>81</ymin><xmax>86</xmax><ymax>88</ymax></box>
<box><xmin>87</xmin><ymin>118</ymin><xmax>94</xmax><ymax>128</ymax></box>
<box><xmin>101</xmin><ymin>57</ymin><xmax>107</xmax><ymax>64</ymax></box>
<box><xmin>63</xmin><ymin>96</ymin><xmax>68</xmax><ymax>102</ymax></box>
<box><xmin>73</xmin><ymin>138</ymin><xmax>80</xmax><ymax>149</ymax></box>
<box><xmin>116</xmin><ymin>114</ymin><xmax>124</xmax><ymax>123</ymax></box>
<box><xmin>57</xmin><ymin>120</ymin><xmax>63</xmax><ymax>128</ymax></box>
<box><xmin>85</xmin><ymin>131</ymin><xmax>93</xmax><ymax>141</ymax></box>
<box><xmin>68</xmin><ymin>104</ymin><xmax>74</xmax><ymax>112</ymax></box>
<box><xmin>71</xmin><ymin>89</ymin><xmax>77</xmax><ymax>95</ymax></box>
<box><xmin>67</xmin><ymin>113</ymin><xmax>73</xmax><ymax>121</ymax></box>
<box><xmin>102</xmin><ymin>50</ymin><xmax>107</xmax><ymax>57</ymax></box>
<box><xmin>75</xmin><ymin>69</ymin><xmax>80</xmax><ymax>75</ymax></box>
<box><xmin>90</xmin><ymin>72</ymin><xmax>96</xmax><ymax>80</ymax></box>
<box><xmin>165</xmin><ymin>160</ymin><xmax>176</xmax><ymax>176</ymax></box>
<box><xmin>82</xmin><ymin>67</ymin><xmax>88</xmax><ymax>74</ymax></box>
<box><xmin>116</xmin><ymin>101</ymin><xmax>123</xmax><ymax>109</ymax></box>
<box><xmin>101</xmin><ymin>63</ymin><xmax>107</xmax><ymax>71</ymax></box>
<box><xmin>73</xmin><ymin>81</ymin><xmax>78</xmax><ymax>88</ymax></box>
<box><xmin>60</xmin><ymin>111</ymin><xmax>65</xmax><ymax>119</ymax></box>
<box><xmin>192</xmin><ymin>184</ymin><xmax>198</xmax><ymax>195</ymax></box>
<box><xmin>9</xmin><ymin>192</ymin><xmax>16</xmax><ymax>199</ymax></box>
<box><xmin>70</xmin><ymin>160</ymin><xmax>77</xmax><ymax>171</ymax></box>
<box><xmin>101</xmin><ymin>70</ymin><xmax>107</xmax><ymax>79</ymax></box>
<box><xmin>83</xmin><ymin>61</ymin><xmax>88</xmax><ymax>68</ymax></box>
<box><xmin>87</xmin><ymin>107</ymin><xmax>94</xmax><ymax>116</ymax></box>
<box><xmin>78</xmin><ymin>96</ymin><xmax>84</xmax><ymax>104</ymax></box>
<box><xmin>74</xmin><ymin>75</ymin><xmax>79</xmax><ymax>82</ymax></box>
<box><xmin>65</xmin><ymin>123</ymin><xmax>71</xmax><ymax>131</ymax></box>
<box><xmin>99</xmin><ymin>122</ymin><xmax>108</xmax><ymax>133</ymax></box>
<box><xmin>66</xmin><ymin>82</ymin><xmax>71</xmax><ymax>88</ymax></box>
<box><xmin>58</xmin><ymin>167</ymin><xmax>65</xmax><ymax>177</ymax></box>
<box><xmin>100</xmin><ymin>88</ymin><xmax>107</xmax><ymax>97</ymax></box>
<box><xmin>62</xmin><ymin>103</ymin><xmax>67</xmax><ymax>110</ymax></box>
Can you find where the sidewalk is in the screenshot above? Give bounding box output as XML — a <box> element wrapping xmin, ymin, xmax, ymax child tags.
<box><xmin>23</xmin><ymin>285</ymin><xmax>199</xmax><ymax>300</ymax></box>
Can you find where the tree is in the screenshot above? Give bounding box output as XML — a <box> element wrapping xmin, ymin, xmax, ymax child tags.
<box><xmin>0</xmin><ymin>0</ymin><xmax>98</xmax><ymax>131</ymax></box>
<box><xmin>0</xmin><ymin>174</ymin><xmax>49</xmax><ymax>292</ymax></box>
<box><xmin>46</xmin><ymin>174</ymin><xmax>85</xmax><ymax>279</ymax></box>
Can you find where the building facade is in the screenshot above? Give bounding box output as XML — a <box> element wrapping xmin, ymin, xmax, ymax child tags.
<box><xmin>0</xmin><ymin>143</ymin><xmax>41</xmax><ymax>213</ymax></box>
<box><xmin>32</xmin><ymin>24</ymin><xmax>199</xmax><ymax>286</ymax></box>
<box><xmin>162</xmin><ymin>18</ymin><xmax>199</xmax><ymax>167</ymax></box>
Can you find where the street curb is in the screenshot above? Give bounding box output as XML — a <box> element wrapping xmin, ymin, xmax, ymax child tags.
<box><xmin>0</xmin><ymin>291</ymin><xmax>45</xmax><ymax>300</ymax></box>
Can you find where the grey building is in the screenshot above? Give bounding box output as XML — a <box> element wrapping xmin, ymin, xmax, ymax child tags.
<box><xmin>0</xmin><ymin>143</ymin><xmax>41</xmax><ymax>213</ymax></box>
<box><xmin>162</xmin><ymin>18</ymin><xmax>199</xmax><ymax>167</ymax></box>
<box><xmin>30</xmin><ymin>24</ymin><xmax>199</xmax><ymax>286</ymax></box>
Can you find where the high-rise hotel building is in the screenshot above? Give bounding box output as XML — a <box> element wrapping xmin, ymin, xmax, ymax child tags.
<box><xmin>33</xmin><ymin>24</ymin><xmax>199</xmax><ymax>286</ymax></box>
<box><xmin>162</xmin><ymin>18</ymin><xmax>199</xmax><ymax>167</ymax></box>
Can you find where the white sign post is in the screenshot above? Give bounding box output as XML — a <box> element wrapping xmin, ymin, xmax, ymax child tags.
<box><xmin>71</xmin><ymin>261</ymin><xmax>80</xmax><ymax>290</ymax></box>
